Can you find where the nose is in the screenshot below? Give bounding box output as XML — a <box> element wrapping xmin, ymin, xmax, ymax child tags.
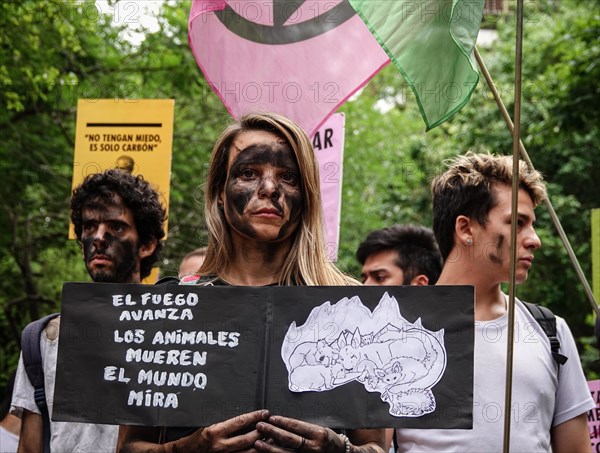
<box><xmin>92</xmin><ymin>224</ymin><xmax>108</xmax><ymax>247</ymax></box>
<box><xmin>258</xmin><ymin>175</ymin><xmax>280</xmax><ymax>200</ymax></box>
<box><xmin>524</xmin><ymin>227</ymin><xmax>541</xmax><ymax>250</ymax></box>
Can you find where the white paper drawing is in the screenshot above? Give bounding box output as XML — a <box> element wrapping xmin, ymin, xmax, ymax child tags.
<box><xmin>281</xmin><ymin>292</ymin><xmax>446</xmax><ymax>417</ymax></box>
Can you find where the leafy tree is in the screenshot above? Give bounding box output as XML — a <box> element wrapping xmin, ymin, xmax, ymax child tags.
<box><xmin>0</xmin><ymin>0</ymin><xmax>133</xmax><ymax>382</ymax></box>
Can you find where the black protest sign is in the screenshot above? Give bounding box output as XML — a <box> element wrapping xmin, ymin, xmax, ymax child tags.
<box><xmin>53</xmin><ymin>283</ymin><xmax>473</xmax><ymax>429</ymax></box>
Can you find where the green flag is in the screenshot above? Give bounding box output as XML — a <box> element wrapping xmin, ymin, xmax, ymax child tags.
<box><xmin>349</xmin><ymin>0</ymin><xmax>484</xmax><ymax>130</ymax></box>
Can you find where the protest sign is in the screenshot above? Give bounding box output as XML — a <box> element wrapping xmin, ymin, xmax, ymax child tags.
<box><xmin>588</xmin><ymin>379</ymin><xmax>600</xmax><ymax>451</ymax></box>
<box><xmin>53</xmin><ymin>284</ymin><xmax>473</xmax><ymax>429</ymax></box>
<box><xmin>70</xmin><ymin>98</ymin><xmax>174</xmax><ymax>238</ymax></box>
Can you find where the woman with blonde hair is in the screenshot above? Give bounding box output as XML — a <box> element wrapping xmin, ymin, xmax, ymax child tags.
<box><xmin>199</xmin><ymin>112</ymin><xmax>356</xmax><ymax>287</ymax></box>
<box><xmin>118</xmin><ymin>112</ymin><xmax>384</xmax><ymax>453</ymax></box>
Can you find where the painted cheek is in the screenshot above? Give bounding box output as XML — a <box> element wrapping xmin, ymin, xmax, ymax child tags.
<box><xmin>489</xmin><ymin>234</ymin><xmax>505</xmax><ymax>265</ymax></box>
<box><xmin>111</xmin><ymin>239</ymin><xmax>139</xmax><ymax>282</ymax></box>
<box><xmin>82</xmin><ymin>237</ymin><xmax>94</xmax><ymax>261</ymax></box>
<box><xmin>285</xmin><ymin>187</ymin><xmax>303</xmax><ymax>222</ymax></box>
<box><xmin>276</xmin><ymin>190</ymin><xmax>302</xmax><ymax>240</ymax></box>
<box><xmin>226</xmin><ymin>179</ymin><xmax>255</xmax><ymax>217</ymax></box>
<box><xmin>225</xmin><ymin>180</ymin><xmax>258</xmax><ymax>238</ymax></box>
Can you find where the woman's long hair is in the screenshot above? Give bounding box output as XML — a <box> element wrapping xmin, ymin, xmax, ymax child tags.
<box><xmin>200</xmin><ymin>112</ymin><xmax>356</xmax><ymax>286</ymax></box>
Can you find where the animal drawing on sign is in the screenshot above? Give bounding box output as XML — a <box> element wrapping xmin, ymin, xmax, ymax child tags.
<box><xmin>383</xmin><ymin>387</ymin><xmax>436</xmax><ymax>417</ymax></box>
<box><xmin>288</xmin><ymin>339</ymin><xmax>338</xmax><ymax>369</ymax></box>
<box><xmin>289</xmin><ymin>362</ymin><xmax>345</xmax><ymax>391</ymax></box>
<box><xmin>281</xmin><ymin>292</ymin><xmax>447</xmax><ymax>417</ymax></box>
<box><xmin>376</xmin><ymin>361</ymin><xmax>405</xmax><ymax>387</ymax></box>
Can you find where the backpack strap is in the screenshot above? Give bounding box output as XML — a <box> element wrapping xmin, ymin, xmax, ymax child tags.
<box><xmin>522</xmin><ymin>302</ymin><xmax>568</xmax><ymax>366</ymax></box>
<box><xmin>21</xmin><ymin>312</ymin><xmax>61</xmax><ymax>453</ymax></box>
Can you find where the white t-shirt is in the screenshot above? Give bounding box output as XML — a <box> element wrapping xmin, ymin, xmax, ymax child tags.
<box><xmin>11</xmin><ymin>319</ymin><xmax>118</xmax><ymax>453</ymax></box>
<box><xmin>0</xmin><ymin>426</ymin><xmax>19</xmax><ymax>453</ymax></box>
<box><xmin>395</xmin><ymin>298</ymin><xmax>594</xmax><ymax>452</ymax></box>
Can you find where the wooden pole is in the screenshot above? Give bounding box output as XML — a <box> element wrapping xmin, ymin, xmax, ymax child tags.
<box><xmin>502</xmin><ymin>1</ymin><xmax>525</xmax><ymax>450</ymax></box>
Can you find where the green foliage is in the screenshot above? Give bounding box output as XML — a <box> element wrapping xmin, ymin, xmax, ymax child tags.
<box><xmin>0</xmin><ymin>0</ymin><xmax>128</xmax><ymax>387</ymax></box>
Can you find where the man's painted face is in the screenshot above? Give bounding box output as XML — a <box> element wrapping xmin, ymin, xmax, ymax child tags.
<box><xmin>221</xmin><ymin>130</ymin><xmax>302</xmax><ymax>244</ymax></box>
<box><xmin>361</xmin><ymin>250</ymin><xmax>407</xmax><ymax>285</ymax></box>
<box><xmin>80</xmin><ymin>196</ymin><xmax>142</xmax><ymax>283</ymax></box>
<box><xmin>471</xmin><ymin>184</ymin><xmax>541</xmax><ymax>284</ymax></box>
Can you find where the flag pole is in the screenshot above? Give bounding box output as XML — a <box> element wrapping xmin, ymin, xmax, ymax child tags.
<box><xmin>473</xmin><ymin>47</ymin><xmax>599</xmax><ymax>317</ymax></box>
<box><xmin>502</xmin><ymin>0</ymin><xmax>525</xmax><ymax>450</ymax></box>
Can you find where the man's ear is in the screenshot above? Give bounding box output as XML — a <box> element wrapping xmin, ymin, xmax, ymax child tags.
<box><xmin>455</xmin><ymin>215</ymin><xmax>474</xmax><ymax>246</ymax></box>
<box><xmin>139</xmin><ymin>239</ymin><xmax>157</xmax><ymax>259</ymax></box>
<box><xmin>410</xmin><ymin>274</ymin><xmax>429</xmax><ymax>286</ymax></box>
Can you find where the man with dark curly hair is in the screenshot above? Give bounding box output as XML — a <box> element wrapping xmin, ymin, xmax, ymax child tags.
<box><xmin>11</xmin><ymin>169</ymin><xmax>166</xmax><ymax>452</ymax></box>
<box><xmin>69</xmin><ymin>169</ymin><xmax>166</xmax><ymax>283</ymax></box>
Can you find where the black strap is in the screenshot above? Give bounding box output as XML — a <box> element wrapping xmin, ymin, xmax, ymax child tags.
<box><xmin>522</xmin><ymin>302</ymin><xmax>568</xmax><ymax>366</ymax></box>
<box><xmin>155</xmin><ymin>276</ymin><xmax>181</xmax><ymax>286</ymax></box>
<box><xmin>21</xmin><ymin>313</ymin><xmax>60</xmax><ymax>453</ymax></box>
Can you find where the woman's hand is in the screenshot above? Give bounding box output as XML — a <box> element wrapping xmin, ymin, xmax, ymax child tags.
<box><xmin>255</xmin><ymin>415</ymin><xmax>343</xmax><ymax>452</ymax></box>
<box><xmin>254</xmin><ymin>416</ymin><xmax>386</xmax><ymax>453</ymax></box>
<box><xmin>120</xmin><ymin>409</ymin><xmax>270</xmax><ymax>453</ymax></box>
<box><xmin>176</xmin><ymin>410</ymin><xmax>270</xmax><ymax>453</ymax></box>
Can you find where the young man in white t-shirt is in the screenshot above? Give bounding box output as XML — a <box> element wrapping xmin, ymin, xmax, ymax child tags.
<box><xmin>395</xmin><ymin>152</ymin><xmax>594</xmax><ymax>452</ymax></box>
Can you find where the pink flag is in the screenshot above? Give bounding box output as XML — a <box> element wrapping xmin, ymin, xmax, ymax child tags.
<box><xmin>188</xmin><ymin>0</ymin><xmax>389</xmax><ymax>137</ymax></box>
<box><xmin>313</xmin><ymin>113</ymin><xmax>345</xmax><ymax>262</ymax></box>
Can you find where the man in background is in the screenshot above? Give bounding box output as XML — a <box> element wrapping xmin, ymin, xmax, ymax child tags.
<box><xmin>11</xmin><ymin>169</ymin><xmax>166</xmax><ymax>452</ymax></box>
<box><xmin>178</xmin><ymin>246</ymin><xmax>208</xmax><ymax>278</ymax></box>
<box><xmin>357</xmin><ymin>224</ymin><xmax>443</xmax><ymax>452</ymax></box>
<box><xmin>356</xmin><ymin>224</ymin><xmax>442</xmax><ymax>286</ymax></box>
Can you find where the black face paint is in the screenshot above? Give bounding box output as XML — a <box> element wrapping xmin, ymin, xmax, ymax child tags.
<box><xmin>224</xmin><ymin>143</ymin><xmax>302</xmax><ymax>242</ymax></box>
<box><xmin>488</xmin><ymin>234</ymin><xmax>505</xmax><ymax>265</ymax></box>
<box><xmin>82</xmin><ymin>233</ymin><xmax>139</xmax><ymax>283</ymax></box>
<box><xmin>80</xmin><ymin>200</ymin><xmax>141</xmax><ymax>283</ymax></box>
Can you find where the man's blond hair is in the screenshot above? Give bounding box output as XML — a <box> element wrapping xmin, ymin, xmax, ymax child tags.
<box><xmin>431</xmin><ymin>152</ymin><xmax>546</xmax><ymax>260</ymax></box>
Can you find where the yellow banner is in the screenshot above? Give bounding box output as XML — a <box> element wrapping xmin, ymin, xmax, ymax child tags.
<box><xmin>70</xmin><ymin>99</ymin><xmax>174</xmax><ymax>238</ymax></box>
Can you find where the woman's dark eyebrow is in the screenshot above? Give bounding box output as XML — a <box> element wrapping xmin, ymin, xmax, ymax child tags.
<box><xmin>231</xmin><ymin>144</ymin><xmax>299</xmax><ymax>171</ymax></box>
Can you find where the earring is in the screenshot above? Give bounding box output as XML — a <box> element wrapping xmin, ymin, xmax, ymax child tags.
<box><xmin>466</xmin><ymin>238</ymin><xmax>473</xmax><ymax>246</ymax></box>
<box><xmin>218</xmin><ymin>202</ymin><xmax>224</xmax><ymax>211</ymax></box>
